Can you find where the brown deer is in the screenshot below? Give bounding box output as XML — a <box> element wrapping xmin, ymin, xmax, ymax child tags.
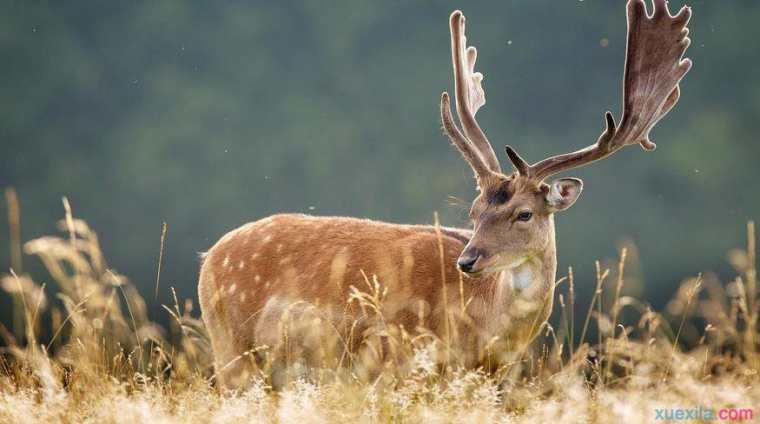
<box><xmin>199</xmin><ymin>0</ymin><xmax>692</xmax><ymax>388</ymax></box>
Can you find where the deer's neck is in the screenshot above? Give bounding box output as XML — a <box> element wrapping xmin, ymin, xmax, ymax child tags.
<box><xmin>473</xmin><ymin>219</ymin><xmax>557</xmax><ymax>322</ymax></box>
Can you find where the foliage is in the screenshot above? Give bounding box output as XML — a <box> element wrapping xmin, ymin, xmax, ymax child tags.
<box><xmin>0</xmin><ymin>1</ymin><xmax>758</xmax><ymax>312</ymax></box>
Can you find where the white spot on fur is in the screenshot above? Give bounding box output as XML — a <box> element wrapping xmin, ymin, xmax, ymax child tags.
<box><xmin>223</xmin><ymin>256</ymin><xmax>230</xmax><ymax>268</ymax></box>
<box><xmin>240</xmin><ymin>292</ymin><xmax>247</xmax><ymax>302</ymax></box>
<box><xmin>238</xmin><ymin>260</ymin><xmax>245</xmax><ymax>270</ymax></box>
<box><xmin>251</xmin><ymin>253</ymin><xmax>259</xmax><ymax>260</ymax></box>
<box><xmin>228</xmin><ymin>283</ymin><xmax>237</xmax><ymax>294</ymax></box>
<box><xmin>255</xmin><ymin>274</ymin><xmax>261</xmax><ymax>283</ymax></box>
<box><xmin>276</xmin><ymin>243</ymin><xmax>283</xmax><ymax>253</ymax></box>
<box><xmin>263</xmin><ymin>235</ymin><xmax>272</xmax><ymax>243</ymax></box>
<box><xmin>279</xmin><ymin>256</ymin><xmax>290</xmax><ymax>265</ymax></box>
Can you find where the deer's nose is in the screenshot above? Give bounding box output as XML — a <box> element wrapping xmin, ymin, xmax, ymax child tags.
<box><xmin>457</xmin><ymin>255</ymin><xmax>480</xmax><ymax>273</ymax></box>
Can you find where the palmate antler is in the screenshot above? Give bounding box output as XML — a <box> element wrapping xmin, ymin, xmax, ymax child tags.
<box><xmin>525</xmin><ymin>0</ymin><xmax>693</xmax><ymax>181</ymax></box>
<box><xmin>442</xmin><ymin>1</ymin><xmax>693</xmax><ymax>182</ymax></box>
<box><xmin>441</xmin><ymin>10</ymin><xmax>501</xmax><ymax>179</ymax></box>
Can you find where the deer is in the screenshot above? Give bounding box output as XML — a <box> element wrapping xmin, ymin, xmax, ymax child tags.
<box><xmin>199</xmin><ymin>0</ymin><xmax>692</xmax><ymax>388</ymax></box>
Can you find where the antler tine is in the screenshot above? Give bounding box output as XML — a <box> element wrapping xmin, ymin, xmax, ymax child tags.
<box><xmin>530</xmin><ymin>0</ymin><xmax>692</xmax><ymax>181</ymax></box>
<box><xmin>449</xmin><ymin>11</ymin><xmax>502</xmax><ymax>173</ymax></box>
<box><xmin>505</xmin><ymin>145</ymin><xmax>530</xmax><ymax>176</ymax></box>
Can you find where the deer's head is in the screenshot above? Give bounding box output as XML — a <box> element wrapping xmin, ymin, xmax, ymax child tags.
<box><xmin>442</xmin><ymin>2</ymin><xmax>691</xmax><ymax>276</ymax></box>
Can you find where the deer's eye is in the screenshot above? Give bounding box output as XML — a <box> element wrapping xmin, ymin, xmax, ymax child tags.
<box><xmin>517</xmin><ymin>211</ymin><xmax>533</xmax><ymax>222</ymax></box>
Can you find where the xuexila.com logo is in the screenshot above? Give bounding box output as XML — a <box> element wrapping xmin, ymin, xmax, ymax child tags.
<box><xmin>654</xmin><ymin>406</ymin><xmax>753</xmax><ymax>421</ymax></box>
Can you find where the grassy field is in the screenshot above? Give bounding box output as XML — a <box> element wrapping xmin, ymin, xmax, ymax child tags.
<box><xmin>0</xmin><ymin>196</ymin><xmax>758</xmax><ymax>423</ymax></box>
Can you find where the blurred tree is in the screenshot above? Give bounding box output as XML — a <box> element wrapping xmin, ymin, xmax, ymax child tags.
<box><xmin>0</xmin><ymin>0</ymin><xmax>757</xmax><ymax>326</ymax></box>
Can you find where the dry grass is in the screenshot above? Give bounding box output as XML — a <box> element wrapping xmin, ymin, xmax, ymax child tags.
<box><xmin>0</xmin><ymin>198</ymin><xmax>758</xmax><ymax>423</ymax></box>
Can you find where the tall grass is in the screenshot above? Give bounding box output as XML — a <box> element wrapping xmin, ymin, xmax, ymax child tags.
<box><xmin>0</xmin><ymin>196</ymin><xmax>758</xmax><ymax>423</ymax></box>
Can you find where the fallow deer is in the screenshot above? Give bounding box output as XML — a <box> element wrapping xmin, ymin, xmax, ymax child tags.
<box><xmin>199</xmin><ymin>0</ymin><xmax>692</xmax><ymax>388</ymax></box>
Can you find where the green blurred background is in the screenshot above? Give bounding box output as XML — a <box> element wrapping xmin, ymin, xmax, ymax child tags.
<box><xmin>1</xmin><ymin>1</ymin><xmax>758</xmax><ymax>327</ymax></box>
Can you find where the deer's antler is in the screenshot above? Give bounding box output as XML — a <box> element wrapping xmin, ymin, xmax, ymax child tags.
<box><xmin>441</xmin><ymin>10</ymin><xmax>502</xmax><ymax>178</ymax></box>
<box><xmin>524</xmin><ymin>0</ymin><xmax>692</xmax><ymax>181</ymax></box>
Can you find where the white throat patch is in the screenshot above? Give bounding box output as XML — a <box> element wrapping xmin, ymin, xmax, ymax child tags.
<box><xmin>512</xmin><ymin>263</ymin><xmax>534</xmax><ymax>290</ymax></box>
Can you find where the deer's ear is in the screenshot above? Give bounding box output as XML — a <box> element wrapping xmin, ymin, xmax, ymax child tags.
<box><xmin>545</xmin><ymin>178</ymin><xmax>583</xmax><ymax>212</ymax></box>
